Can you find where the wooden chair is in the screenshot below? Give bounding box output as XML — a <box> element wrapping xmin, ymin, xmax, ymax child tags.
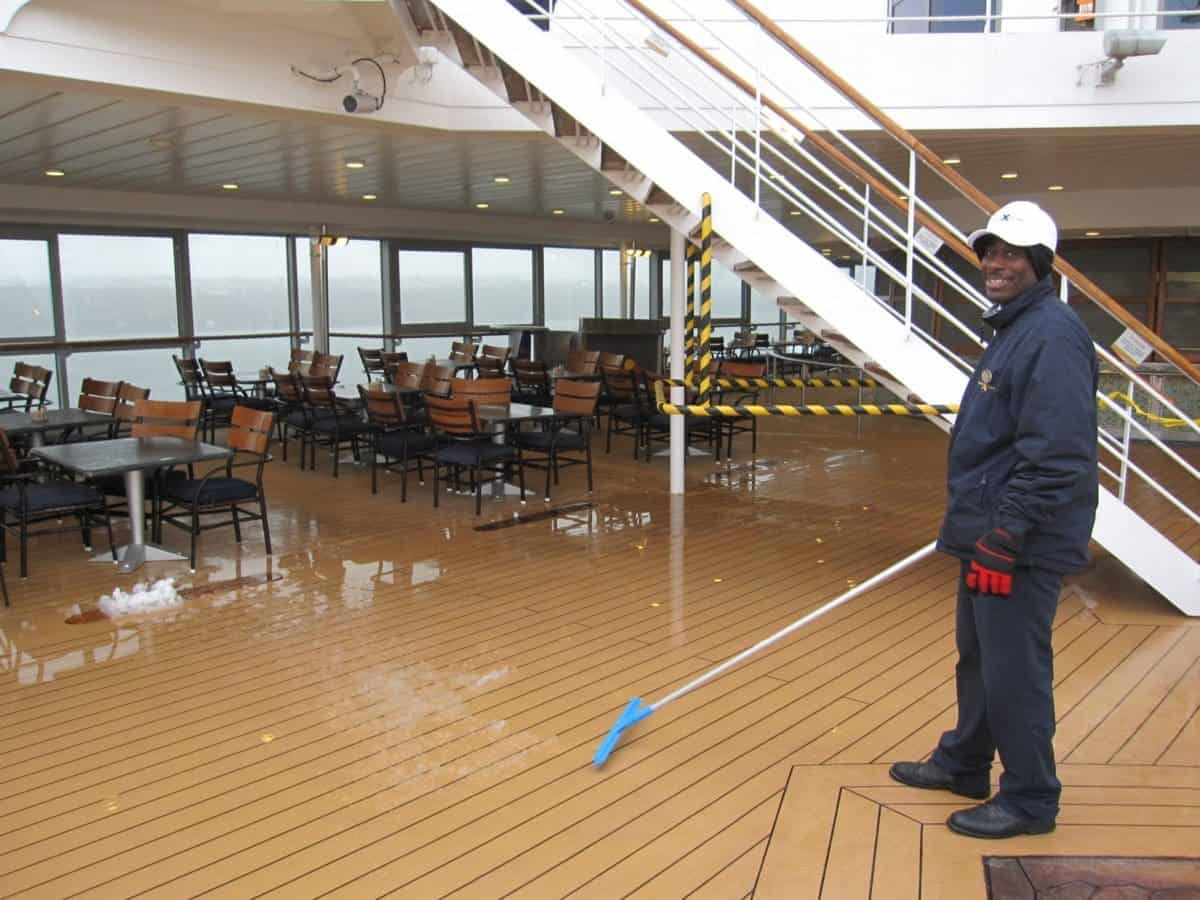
<box><xmin>61</xmin><ymin>378</ymin><xmax>123</xmax><ymax>441</ymax></box>
<box><xmin>511</xmin><ymin>360</ymin><xmax>552</xmax><ymax>406</ymax></box>
<box><xmin>0</xmin><ymin>427</ymin><xmax>115</xmax><ymax>579</ymax></box>
<box><xmin>515</xmin><ymin>378</ymin><xmax>600</xmax><ymax>500</ymax></box>
<box><xmin>174</xmin><ymin>355</ymin><xmax>222</xmax><ymax>440</ymax></box>
<box><xmin>477</xmin><ymin>344</ymin><xmax>511</xmax><ymax>377</ymax></box>
<box><xmin>452</xmin><ymin>377</ymin><xmax>513</xmax><ymax>409</ymax></box>
<box><xmin>300</xmin><ymin>375</ymin><xmax>371</xmax><ymax>477</ymax></box>
<box><xmin>420</xmin><ymin>365</ymin><xmax>456</xmax><ymax>399</ymax></box>
<box><xmin>425</xmin><ymin>395</ymin><xmax>525</xmax><ymax>515</ymax></box>
<box><xmin>111</xmin><ymin>382</ymin><xmax>150</xmax><ymax>438</ymax></box>
<box><xmin>595</xmin><ymin>352</ymin><xmax>626</xmax><ymax>371</ymax></box>
<box><xmin>565</xmin><ymin>350</ymin><xmax>600</xmax><ymax>376</ymax></box>
<box><xmin>357</xmin><ymin>384</ymin><xmax>437</xmax><ymax>500</ymax></box>
<box><xmin>157</xmin><ymin>406</ymin><xmax>274</xmax><ymax>571</ymax></box>
<box><xmin>642</xmin><ymin>371</ymin><xmax>720</xmax><ymax>460</ymax></box>
<box><xmin>600</xmin><ymin>364</ymin><xmax>646</xmax><ymax>459</ymax></box>
<box><xmin>380</xmin><ymin>351</ymin><xmax>409</xmax><ymax>378</ymax></box>
<box><xmin>267</xmin><ymin>367</ymin><xmax>306</xmax><ymax>462</ymax></box>
<box><xmin>131</xmin><ymin>399</ymin><xmax>204</xmax><ymax>440</ymax></box>
<box><xmin>388</xmin><ymin>360</ymin><xmax>427</xmax><ymax>388</ymax></box>
<box><xmin>358</xmin><ymin>347</ymin><xmax>388</xmax><ymax>382</ymax></box>
<box><xmin>288</xmin><ymin>348</ymin><xmax>316</xmax><ymax>375</ymax></box>
<box><xmin>450</xmin><ymin>342</ymin><xmax>477</xmax><ymax>364</ymax></box>
<box><xmin>714</xmin><ymin>359</ymin><xmax>767</xmax><ymax>458</ymax></box>
<box><xmin>311</xmin><ymin>352</ymin><xmax>343</xmax><ymax>382</ymax></box>
<box><xmin>3</xmin><ymin>362</ymin><xmax>53</xmax><ymax>412</ymax></box>
<box><xmin>201</xmin><ymin>359</ymin><xmax>275</xmax><ymax>423</ymax></box>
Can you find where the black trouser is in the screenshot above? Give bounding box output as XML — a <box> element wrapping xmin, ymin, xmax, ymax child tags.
<box><xmin>931</xmin><ymin>560</ymin><xmax>1062</xmax><ymax>821</ymax></box>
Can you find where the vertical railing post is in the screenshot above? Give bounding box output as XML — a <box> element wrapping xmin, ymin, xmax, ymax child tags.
<box><xmin>1120</xmin><ymin>379</ymin><xmax>1135</xmax><ymax>502</ymax></box>
<box><xmin>860</xmin><ymin>183</ymin><xmax>871</xmax><ymax>273</ymax></box>
<box><xmin>903</xmin><ymin>149</ymin><xmax>917</xmax><ymax>335</ymax></box>
<box><xmin>752</xmin><ymin>27</ymin><xmax>763</xmax><ymax>213</ymax></box>
<box><xmin>699</xmin><ymin>193</ymin><xmax>714</xmax><ymax>401</ymax></box>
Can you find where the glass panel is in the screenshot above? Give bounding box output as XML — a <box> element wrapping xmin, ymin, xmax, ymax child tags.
<box><xmin>1165</xmin><ymin>238</ymin><xmax>1200</xmax><ymax>299</ymax></box>
<box><xmin>544</xmin><ymin>247</ymin><xmax>595</xmax><ymax>331</ymax></box>
<box><xmin>891</xmin><ymin>0</ymin><xmax>929</xmax><ymax>33</ymax></box>
<box><xmin>473</xmin><ymin>247</ymin><xmax>533</xmax><ymax>326</ymax></box>
<box><xmin>398</xmin><ymin>249</ymin><xmax>466</xmax><ymax>324</ymax></box>
<box><xmin>329</xmin><ymin>336</ymin><xmax>381</xmax><ymax>370</ymax></box>
<box><xmin>396</xmin><ymin>336</ymin><xmax>453</xmax><ymax>362</ymax></box>
<box><xmin>602</xmin><ymin>249</ymin><xmax>620</xmax><ymax>317</ymax></box>
<box><xmin>602</xmin><ymin>250</ymin><xmax>652</xmax><ymax>318</ymax></box>
<box><xmin>1059</xmin><ymin>240</ymin><xmax>1154</xmax><ymax>301</ymax></box>
<box><xmin>66</xmin><ymin>348</ymin><xmax>183</xmax><ymax>403</ymax></box>
<box><xmin>1059</xmin><ymin>0</ymin><xmax>1096</xmax><ymax>31</ymax></box>
<box><xmin>195</xmin><ymin>337</ymin><xmax>293</xmax><ymax>376</ymax></box>
<box><xmin>1163</xmin><ymin>0</ymin><xmax>1200</xmax><ymax>29</ymax></box>
<box><xmin>930</xmin><ymin>0</ymin><xmax>995</xmax><ymax>33</ymax></box>
<box><xmin>0</xmin><ymin>353</ymin><xmax>56</xmax><ymax>396</ymax></box>
<box><xmin>631</xmin><ymin>253</ymin><xmax>650</xmax><ymax>318</ymax></box>
<box><xmin>0</xmin><ymin>240</ymin><xmax>53</xmax><ymax>339</ymax></box>
<box><xmin>711</xmin><ymin>260</ymin><xmax>743</xmax><ymax>319</ymax></box>
<box><xmin>750</xmin><ymin>286</ymin><xmax>780</xmax><ymax>333</ymax></box>
<box><xmin>1071</xmin><ymin>301</ymin><xmax>1148</xmax><ymax>348</ymax></box>
<box><xmin>1162</xmin><ymin>302</ymin><xmax>1200</xmax><ymax>349</ymax></box>
<box><xmin>295</xmin><ymin>237</ymin><xmax>314</xmax><ymax>334</ymax></box>
<box><xmin>59</xmin><ymin>234</ymin><xmax>177</xmax><ymax>340</ymax></box>
<box><xmin>329</xmin><ymin>240</ymin><xmax>383</xmax><ymax>337</ymax></box>
<box><xmin>190</xmin><ymin>234</ymin><xmax>289</xmax><ymax>336</ymax></box>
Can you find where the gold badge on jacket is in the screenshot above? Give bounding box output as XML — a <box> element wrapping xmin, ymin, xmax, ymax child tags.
<box><xmin>978</xmin><ymin>369</ymin><xmax>993</xmax><ymax>392</ymax></box>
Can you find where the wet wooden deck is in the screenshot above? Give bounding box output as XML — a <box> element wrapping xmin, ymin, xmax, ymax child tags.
<box><xmin>1</xmin><ymin>410</ymin><xmax>1197</xmax><ymax>898</ymax></box>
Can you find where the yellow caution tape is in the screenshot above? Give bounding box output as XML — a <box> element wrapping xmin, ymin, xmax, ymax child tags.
<box><xmin>1105</xmin><ymin>392</ymin><xmax>1200</xmax><ymax>429</ymax></box>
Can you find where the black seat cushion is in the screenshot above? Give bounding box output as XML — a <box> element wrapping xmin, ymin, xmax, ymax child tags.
<box><xmin>311</xmin><ymin>414</ymin><xmax>371</xmax><ymax>435</ymax></box>
<box><xmin>206</xmin><ymin>395</ymin><xmax>238</xmax><ymax>411</ymax></box>
<box><xmin>284</xmin><ymin>410</ymin><xmax>310</xmax><ymax>429</ymax></box>
<box><xmin>516</xmin><ymin>430</ymin><xmax>585</xmax><ymax>451</ymax></box>
<box><xmin>0</xmin><ymin>482</ymin><xmax>103</xmax><ymax>513</ymax></box>
<box><xmin>235</xmin><ymin>397</ymin><xmax>276</xmax><ymax>412</ymax></box>
<box><xmin>378</xmin><ymin>431</ymin><xmax>439</xmax><ymax>458</ymax></box>
<box><xmin>160</xmin><ymin>477</ymin><xmax>257</xmax><ymax>505</ymax></box>
<box><xmin>610</xmin><ymin>403</ymin><xmax>645</xmax><ymax>421</ymax></box>
<box><xmin>435</xmin><ymin>441</ymin><xmax>515</xmax><ymax>467</ymax></box>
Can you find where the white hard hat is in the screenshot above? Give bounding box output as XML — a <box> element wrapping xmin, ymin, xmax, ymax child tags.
<box><xmin>966</xmin><ymin>200</ymin><xmax>1058</xmax><ymax>254</ymax></box>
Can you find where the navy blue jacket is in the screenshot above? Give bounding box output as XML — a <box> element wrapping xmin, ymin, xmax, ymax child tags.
<box><xmin>938</xmin><ymin>276</ymin><xmax>1099</xmax><ymax>573</ymax></box>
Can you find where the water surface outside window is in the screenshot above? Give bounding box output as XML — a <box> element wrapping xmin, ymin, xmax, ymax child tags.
<box><xmin>0</xmin><ymin>240</ymin><xmax>53</xmax><ymax>339</ymax></box>
<box><xmin>329</xmin><ymin>240</ymin><xmax>384</xmax><ymax>364</ymax></box>
<box><xmin>544</xmin><ymin>247</ymin><xmax>595</xmax><ymax>330</ymax></box>
<box><xmin>59</xmin><ymin>234</ymin><xmax>177</xmax><ymax>341</ymax></box>
<box><xmin>473</xmin><ymin>247</ymin><xmax>533</xmax><ymax>326</ymax></box>
<box><xmin>190</xmin><ymin>234</ymin><xmax>289</xmax><ymax>337</ymax></box>
<box><xmin>65</xmin><ymin>348</ymin><xmax>183</xmax><ymax>403</ymax></box>
<box><xmin>398</xmin><ymin>250</ymin><xmax>466</xmax><ymax>325</ymax></box>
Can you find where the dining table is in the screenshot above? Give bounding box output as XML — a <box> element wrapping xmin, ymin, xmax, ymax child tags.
<box><xmin>0</xmin><ymin>408</ymin><xmax>113</xmax><ymax>447</ymax></box>
<box><xmin>474</xmin><ymin>401</ymin><xmax>559</xmax><ymax>497</ymax></box>
<box><xmin>32</xmin><ymin>436</ymin><xmax>233</xmax><ymax>573</ymax></box>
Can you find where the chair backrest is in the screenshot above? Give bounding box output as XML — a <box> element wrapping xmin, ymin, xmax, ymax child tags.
<box><xmin>131</xmin><ymin>399</ymin><xmax>203</xmax><ymax>439</ymax></box>
<box><xmin>596</xmin><ymin>352</ymin><xmax>626</xmax><ymax>370</ymax></box>
<box><xmin>553</xmin><ymin>378</ymin><xmax>601</xmax><ymax>418</ymax></box>
<box><xmin>708</xmin><ymin>335</ymin><xmax>726</xmax><ymax>353</ymax></box>
<box><xmin>565</xmin><ymin>350</ymin><xmax>600</xmax><ymax>375</ymax></box>
<box><xmin>357</xmin><ymin>384</ymin><xmax>409</xmax><ymax>429</ymax></box>
<box><xmin>380</xmin><ymin>351</ymin><xmax>408</xmax><ymax>372</ymax></box>
<box><xmin>719</xmin><ymin>360</ymin><xmax>767</xmax><ymax>379</ymax></box>
<box><xmin>312</xmin><ymin>352</ymin><xmax>343</xmax><ymax>381</ymax></box>
<box><xmin>599</xmin><ymin>364</ymin><xmax>636</xmax><ymax>401</ymax></box>
<box><xmin>77</xmin><ymin>378</ymin><xmax>122</xmax><ymax>416</ymax></box>
<box><xmin>268</xmin><ymin>367</ymin><xmax>302</xmax><ymax>404</ymax></box>
<box><xmin>753</xmin><ymin>332</ymin><xmax>771</xmax><ymax>349</ymax></box>
<box><xmin>474</xmin><ymin>356</ymin><xmax>505</xmax><ymax>378</ymax></box>
<box><xmin>227</xmin><ymin>405</ymin><xmax>273</xmax><ymax>455</ymax></box>
<box><xmin>0</xmin><ymin>428</ymin><xmax>19</xmax><ymax>476</ymax></box>
<box><xmin>512</xmin><ymin>359</ymin><xmax>550</xmax><ymax>394</ymax></box>
<box><xmin>450</xmin><ymin>341</ymin><xmax>477</xmax><ymax>363</ymax></box>
<box><xmin>9</xmin><ymin>362</ymin><xmax>52</xmax><ymax>409</ymax></box>
<box><xmin>452</xmin><ymin>376</ymin><xmax>512</xmax><ymax>408</ymax></box>
<box><xmin>424</xmin><ymin>394</ymin><xmax>479</xmax><ymax>438</ymax></box>
<box><xmin>480</xmin><ymin>344</ymin><xmax>511</xmax><ymax>363</ymax></box>
<box><xmin>421</xmin><ymin>365</ymin><xmax>456</xmax><ymax>398</ymax></box>
<box><xmin>289</xmin><ymin>348</ymin><xmax>316</xmax><ymax>375</ymax></box>
<box><xmin>113</xmin><ymin>382</ymin><xmax>150</xmax><ymax>431</ymax></box>
<box><xmin>173</xmin><ymin>355</ymin><xmax>207</xmax><ymax>400</ymax></box>
<box><xmin>358</xmin><ymin>347</ymin><xmax>387</xmax><ymax>379</ymax></box>
<box><xmin>199</xmin><ymin>359</ymin><xmax>237</xmax><ymax>393</ymax></box>
<box><xmin>300</xmin><ymin>375</ymin><xmax>339</xmax><ymax>411</ymax></box>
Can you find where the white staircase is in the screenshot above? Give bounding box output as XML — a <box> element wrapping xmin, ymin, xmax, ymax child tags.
<box><xmin>396</xmin><ymin>0</ymin><xmax>1199</xmax><ymax>614</ymax></box>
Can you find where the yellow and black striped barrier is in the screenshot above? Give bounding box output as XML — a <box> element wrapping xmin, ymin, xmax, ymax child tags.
<box><xmin>698</xmin><ymin>193</ymin><xmax>713</xmax><ymax>398</ymax></box>
<box><xmin>684</xmin><ymin>242</ymin><xmax>697</xmax><ymax>387</ymax></box>
<box><xmin>1104</xmin><ymin>391</ymin><xmax>1200</xmax><ymax>429</ymax></box>
<box><xmin>658</xmin><ymin>376</ymin><xmax>878</xmax><ymax>389</ymax></box>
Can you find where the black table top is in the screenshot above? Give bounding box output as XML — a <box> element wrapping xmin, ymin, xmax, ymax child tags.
<box><xmin>475</xmin><ymin>402</ymin><xmax>557</xmax><ymax>426</ymax></box>
<box><xmin>0</xmin><ymin>408</ymin><xmax>110</xmax><ymax>434</ymax></box>
<box><xmin>32</xmin><ymin>436</ymin><xmax>232</xmax><ymax>477</ymax></box>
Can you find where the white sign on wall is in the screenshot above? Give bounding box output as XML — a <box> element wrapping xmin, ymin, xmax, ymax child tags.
<box><xmin>1112</xmin><ymin>327</ymin><xmax>1154</xmax><ymax>367</ymax></box>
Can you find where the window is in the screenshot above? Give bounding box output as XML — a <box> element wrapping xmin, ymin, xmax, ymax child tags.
<box><xmin>0</xmin><ymin>240</ymin><xmax>53</xmax><ymax>339</ymax></box>
<box><xmin>890</xmin><ymin>0</ymin><xmax>1001</xmax><ymax>33</ymax></box>
<box><xmin>1163</xmin><ymin>238</ymin><xmax>1200</xmax><ymax>351</ymax></box>
<box><xmin>1058</xmin><ymin>0</ymin><xmax>1095</xmax><ymax>31</ymax></box>
<box><xmin>1163</xmin><ymin>0</ymin><xmax>1200</xmax><ymax>29</ymax></box>
<box><xmin>711</xmin><ymin>260</ymin><xmax>744</xmax><ymax>320</ymax></box>
<box><xmin>750</xmin><ymin>286</ymin><xmax>781</xmax><ymax>333</ymax></box>
<box><xmin>195</xmin><ymin>337</ymin><xmax>293</xmax><ymax>375</ymax></box>
<box><xmin>601</xmin><ymin>250</ymin><xmax>651</xmax><ymax>318</ymax></box>
<box><xmin>189</xmin><ymin>234</ymin><xmax>289</xmax><ymax>336</ymax></box>
<box><xmin>66</xmin><ymin>348</ymin><xmax>182</xmax><ymax>403</ymax></box>
<box><xmin>543</xmin><ymin>247</ymin><xmax>595</xmax><ymax>330</ymax></box>
<box><xmin>472</xmin><ymin>247</ymin><xmax>533</xmax><ymax>326</ymax></box>
<box><xmin>59</xmin><ymin>235</ymin><xmax>177</xmax><ymax>340</ymax></box>
<box><xmin>398</xmin><ymin>249</ymin><xmax>466</xmax><ymax>325</ymax></box>
<box><xmin>329</xmin><ymin>240</ymin><xmax>383</xmax><ymax>362</ymax></box>
<box><xmin>295</xmin><ymin>237</ymin><xmax>314</xmax><ymax>335</ymax></box>
<box><xmin>1059</xmin><ymin>240</ymin><xmax>1154</xmax><ymax>347</ymax></box>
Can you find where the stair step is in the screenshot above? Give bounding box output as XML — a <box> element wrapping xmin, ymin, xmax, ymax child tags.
<box><xmin>497</xmin><ymin>59</ymin><xmax>543</xmax><ymax>104</ymax></box>
<box><xmin>600</xmin><ymin>145</ymin><xmax>627</xmax><ymax>172</ymax></box>
<box><xmin>551</xmin><ymin>103</ymin><xmax>587</xmax><ymax>140</ymax></box>
<box><xmin>863</xmin><ymin>361</ymin><xmax>894</xmax><ymax>379</ymax></box>
<box><xmin>405</xmin><ymin>0</ymin><xmax>439</xmax><ymax>32</ymax></box>
<box><xmin>449</xmin><ymin>19</ymin><xmax>489</xmax><ymax>67</ymax></box>
<box><xmin>821</xmin><ymin>329</ymin><xmax>850</xmax><ymax>344</ymax></box>
<box><xmin>646</xmin><ymin>185</ymin><xmax>676</xmax><ymax>207</ymax></box>
<box><xmin>734</xmin><ymin>261</ymin><xmax>765</xmax><ymax>277</ymax></box>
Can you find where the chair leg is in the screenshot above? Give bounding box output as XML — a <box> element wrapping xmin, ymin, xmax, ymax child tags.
<box><xmin>189</xmin><ymin>507</ymin><xmax>199</xmax><ymax>572</ymax></box>
<box><xmin>370</xmin><ymin>438</ymin><xmax>378</xmax><ymax>495</ymax></box>
<box><xmin>400</xmin><ymin>445</ymin><xmax>408</xmax><ymax>503</ymax></box>
<box><xmin>332</xmin><ymin>432</ymin><xmax>340</xmax><ymax>478</ymax></box>
<box><xmin>231</xmin><ymin>503</ymin><xmax>242</xmax><ymax>543</ymax></box>
<box><xmin>259</xmin><ymin>494</ymin><xmax>272</xmax><ymax>556</ymax></box>
<box><xmin>517</xmin><ymin>448</ymin><xmax>526</xmax><ymax>504</ymax></box>
<box><xmin>544</xmin><ymin>448</ymin><xmax>552</xmax><ymax>501</ymax></box>
<box><xmin>20</xmin><ymin>514</ymin><xmax>28</xmax><ymax>578</ymax></box>
<box><xmin>474</xmin><ymin>465</ymin><xmax>482</xmax><ymax>515</ymax></box>
<box><xmin>585</xmin><ymin>437</ymin><xmax>594</xmax><ymax>493</ymax></box>
<box><xmin>433</xmin><ymin>460</ymin><xmax>440</xmax><ymax>508</ymax></box>
<box><xmin>79</xmin><ymin>513</ymin><xmax>92</xmax><ymax>551</ymax></box>
<box><xmin>0</xmin><ymin>560</ymin><xmax>7</xmax><ymax>607</ymax></box>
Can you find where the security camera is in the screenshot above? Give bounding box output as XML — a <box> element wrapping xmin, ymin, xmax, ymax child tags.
<box><xmin>1102</xmin><ymin>29</ymin><xmax>1167</xmax><ymax>61</ymax></box>
<box><xmin>343</xmin><ymin>89</ymin><xmax>382</xmax><ymax>113</ymax></box>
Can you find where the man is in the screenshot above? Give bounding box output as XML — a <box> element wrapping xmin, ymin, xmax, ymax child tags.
<box><xmin>890</xmin><ymin>200</ymin><xmax>1099</xmax><ymax>839</ymax></box>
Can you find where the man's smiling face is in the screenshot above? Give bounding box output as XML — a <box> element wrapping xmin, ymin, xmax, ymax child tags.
<box><xmin>979</xmin><ymin>238</ymin><xmax>1039</xmax><ymax>304</ymax></box>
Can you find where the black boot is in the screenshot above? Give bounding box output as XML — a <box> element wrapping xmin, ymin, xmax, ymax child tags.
<box><xmin>947</xmin><ymin>800</ymin><xmax>1055</xmax><ymax>839</ymax></box>
<box><xmin>889</xmin><ymin>760</ymin><xmax>990</xmax><ymax>800</ymax></box>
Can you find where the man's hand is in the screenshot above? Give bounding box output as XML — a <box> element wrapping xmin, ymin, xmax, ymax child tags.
<box><xmin>965</xmin><ymin>528</ymin><xmax>1021</xmax><ymax>596</ymax></box>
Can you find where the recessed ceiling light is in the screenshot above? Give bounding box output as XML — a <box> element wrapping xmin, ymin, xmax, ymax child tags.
<box><xmin>362</xmin><ymin>194</ymin><xmax>377</xmax><ymax>200</ymax></box>
<box><xmin>839</xmin><ymin>254</ymin><xmax>852</xmax><ymax>261</ymax></box>
<box><xmin>44</xmin><ymin>169</ymin><xmax>65</xmax><ymax>177</ymax></box>
<box><xmin>222</xmin><ymin>183</ymin><xmax>239</xmax><ymax>190</ymax></box>
<box><xmin>943</xmin><ymin>157</ymin><xmax>962</xmax><ymax>166</ymax></box>
<box><xmin>475</xmin><ymin>202</ymin><xmax>490</xmax><ymax>209</ymax></box>
<box><xmin>551</xmin><ymin>208</ymin><xmax>565</xmax><ymax>215</ymax></box>
<box><xmin>821</xmin><ymin>248</ymin><xmax>832</xmax><ymax>255</ymax></box>
<box><xmin>1085</xmin><ymin>230</ymin><xmax>1102</xmax><ymax>237</ymax></box>
<box><xmin>789</xmin><ymin>210</ymin><xmax>803</xmax><ymax>217</ymax></box>
<box><xmin>1000</xmin><ymin>172</ymin><xmax>1019</xmax><ymax>180</ymax></box>
<box><xmin>345</xmin><ymin>160</ymin><xmax>365</xmax><ymax>170</ymax></box>
<box><xmin>1047</xmin><ymin>184</ymin><xmax>1065</xmax><ymax>191</ymax></box>
<box><xmin>608</xmin><ymin>188</ymin><xmax>623</xmax><ymax>196</ymax></box>
<box><xmin>493</xmin><ymin>175</ymin><xmax>511</xmax><ymax>184</ymax></box>
<box><xmin>648</xmin><ymin>216</ymin><xmax>660</xmax><ymax>223</ymax></box>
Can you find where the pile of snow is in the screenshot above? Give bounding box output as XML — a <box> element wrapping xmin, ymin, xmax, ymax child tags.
<box><xmin>98</xmin><ymin>578</ymin><xmax>182</xmax><ymax>616</ymax></box>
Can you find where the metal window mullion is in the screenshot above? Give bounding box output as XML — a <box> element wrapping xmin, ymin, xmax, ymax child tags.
<box><xmin>594</xmin><ymin>248</ymin><xmax>603</xmax><ymax>318</ymax></box>
<box><xmin>381</xmin><ymin>239</ymin><xmax>398</xmax><ymax>350</ymax></box>
<box><xmin>47</xmin><ymin>233</ymin><xmax>68</xmax><ymax>408</ymax></box>
<box><xmin>464</xmin><ymin>248</ymin><xmax>475</xmax><ymax>332</ymax></box>
<box><xmin>533</xmin><ymin>246</ymin><xmax>545</xmax><ymax>328</ymax></box>
<box><xmin>285</xmin><ymin>235</ymin><xmax>299</xmax><ymax>350</ymax></box>
<box><xmin>174</xmin><ymin>231</ymin><xmax>195</xmax><ymax>359</ymax></box>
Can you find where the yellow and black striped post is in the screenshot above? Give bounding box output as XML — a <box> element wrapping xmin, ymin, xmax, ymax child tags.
<box><xmin>684</xmin><ymin>242</ymin><xmax>697</xmax><ymax>387</ymax></box>
<box><xmin>652</xmin><ymin>380</ymin><xmax>955</xmax><ymax>418</ymax></box>
<box><xmin>658</xmin><ymin>376</ymin><xmax>878</xmax><ymax>390</ymax></box>
<box><xmin>698</xmin><ymin>193</ymin><xmax>713</xmax><ymax>399</ymax></box>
